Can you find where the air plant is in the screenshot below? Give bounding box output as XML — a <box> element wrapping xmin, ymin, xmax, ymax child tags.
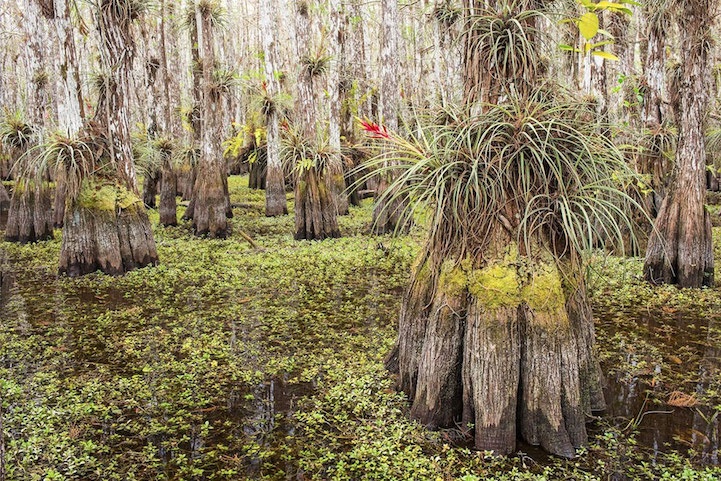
<box><xmin>99</xmin><ymin>0</ymin><xmax>153</xmax><ymax>25</ymax></box>
<box><xmin>249</xmin><ymin>81</ymin><xmax>293</xmax><ymax>120</ymax></box>
<box><xmin>0</xmin><ymin>114</ymin><xmax>34</xmax><ymax>150</ymax></box>
<box><xmin>210</xmin><ymin>68</ymin><xmax>237</xmax><ymax>96</ymax></box>
<box><xmin>32</xmin><ymin>133</ymin><xmax>96</xmax><ymax>201</ymax></box>
<box><xmin>358</xmin><ymin>87</ymin><xmax>643</xmax><ymax>264</ymax></box>
<box><xmin>281</xmin><ymin>123</ymin><xmax>335</xmax><ymax>175</ymax></box>
<box><xmin>301</xmin><ymin>51</ymin><xmax>332</xmax><ymax>78</ymax></box>
<box><xmin>433</xmin><ymin>0</ymin><xmax>461</xmax><ymax>28</ymax></box>
<box><xmin>464</xmin><ymin>1</ymin><xmax>545</xmax><ymax>101</ymax></box>
<box><xmin>183</xmin><ymin>0</ymin><xmax>226</xmax><ymax>29</ymax></box>
<box><xmin>174</xmin><ymin>144</ymin><xmax>200</xmax><ymax>171</ymax></box>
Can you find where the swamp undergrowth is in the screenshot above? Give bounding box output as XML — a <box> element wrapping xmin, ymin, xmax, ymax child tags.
<box><xmin>1</xmin><ymin>175</ymin><xmax>720</xmax><ymax>480</ymax></box>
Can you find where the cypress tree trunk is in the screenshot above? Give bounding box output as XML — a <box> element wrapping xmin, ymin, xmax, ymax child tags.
<box><xmin>327</xmin><ymin>0</ymin><xmax>348</xmax><ymax>216</ymax></box>
<box><xmin>638</xmin><ymin>5</ymin><xmax>671</xmax><ymax>216</ymax></box>
<box><xmin>142</xmin><ymin>171</ymin><xmax>159</xmax><ymax>209</ymax></box>
<box><xmin>5</xmin><ymin>0</ymin><xmax>54</xmax><ymax>243</ymax></box>
<box><xmin>49</xmin><ymin>0</ymin><xmax>85</xmax><ymax>228</ymax></box>
<box><xmin>293</xmin><ymin>0</ymin><xmax>340</xmax><ymax>240</ymax></box>
<box><xmin>157</xmin><ymin>0</ymin><xmax>177</xmax><ymax>227</ymax></box>
<box><xmin>59</xmin><ymin>0</ymin><xmax>159</xmax><ymax>276</ymax></box>
<box><xmin>0</xmin><ymin>182</ymin><xmax>9</xmax><ymax>211</ymax></box>
<box><xmin>184</xmin><ymin>2</ymin><xmax>231</xmax><ymax>238</ymax></box>
<box><xmin>5</xmin><ymin>179</ymin><xmax>54</xmax><ymax>243</ymax></box>
<box><xmin>395</xmin><ymin>245</ymin><xmax>602</xmax><ymax>457</ymax></box>
<box><xmin>260</xmin><ymin>0</ymin><xmax>288</xmax><ymax>217</ymax></box>
<box><xmin>644</xmin><ymin>0</ymin><xmax>716</xmax><ymax>288</ymax></box>
<box><xmin>159</xmin><ymin>150</ymin><xmax>178</xmax><ymax>226</ymax></box>
<box><xmin>371</xmin><ymin>0</ymin><xmax>409</xmax><ymax>235</ymax></box>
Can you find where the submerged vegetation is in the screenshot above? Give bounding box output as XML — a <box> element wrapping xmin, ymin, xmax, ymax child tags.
<box><xmin>1</xmin><ymin>176</ymin><xmax>721</xmax><ymax>480</ymax></box>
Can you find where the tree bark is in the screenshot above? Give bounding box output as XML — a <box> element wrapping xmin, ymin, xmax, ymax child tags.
<box><xmin>393</xmin><ymin>248</ymin><xmax>602</xmax><ymax>457</ymax></box>
<box><xmin>638</xmin><ymin>5</ymin><xmax>671</xmax><ymax>215</ymax></box>
<box><xmin>185</xmin><ymin>2</ymin><xmax>231</xmax><ymax>238</ymax></box>
<box><xmin>644</xmin><ymin>0</ymin><xmax>716</xmax><ymax>288</ymax></box>
<box><xmin>6</xmin><ymin>0</ymin><xmax>54</xmax><ymax>243</ymax></box>
<box><xmin>59</xmin><ymin>0</ymin><xmax>159</xmax><ymax>276</ymax></box>
<box><xmin>157</xmin><ymin>0</ymin><xmax>177</xmax><ymax>227</ymax></box>
<box><xmin>371</xmin><ymin>0</ymin><xmax>410</xmax><ymax>235</ymax></box>
<box><xmin>260</xmin><ymin>0</ymin><xmax>288</xmax><ymax>217</ymax></box>
<box><xmin>293</xmin><ymin>0</ymin><xmax>341</xmax><ymax>240</ymax></box>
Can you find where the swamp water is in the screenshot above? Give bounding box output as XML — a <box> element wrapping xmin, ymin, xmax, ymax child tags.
<box><xmin>1</xmin><ymin>211</ymin><xmax>720</xmax><ymax>479</ymax></box>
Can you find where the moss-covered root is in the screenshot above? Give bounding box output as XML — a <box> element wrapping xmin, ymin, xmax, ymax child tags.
<box><xmin>59</xmin><ymin>182</ymin><xmax>159</xmax><ymax>276</ymax></box>
<box><xmin>515</xmin><ymin>262</ymin><xmax>588</xmax><ymax>457</ymax></box>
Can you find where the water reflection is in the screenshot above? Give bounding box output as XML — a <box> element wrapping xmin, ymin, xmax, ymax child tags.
<box><xmin>690</xmin><ymin>318</ymin><xmax>720</xmax><ymax>464</ymax></box>
<box><xmin>600</xmin><ymin>309</ymin><xmax>721</xmax><ymax>465</ymax></box>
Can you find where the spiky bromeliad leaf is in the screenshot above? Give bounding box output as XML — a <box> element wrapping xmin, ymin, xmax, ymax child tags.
<box><xmin>359</xmin><ymin>88</ymin><xmax>643</xmax><ymax>263</ymax></box>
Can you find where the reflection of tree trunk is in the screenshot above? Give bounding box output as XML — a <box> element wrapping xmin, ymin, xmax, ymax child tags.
<box><xmin>644</xmin><ymin>2</ymin><xmax>715</xmax><ymax>288</ymax></box>
<box><xmin>692</xmin><ymin>318</ymin><xmax>720</xmax><ymax>464</ymax></box>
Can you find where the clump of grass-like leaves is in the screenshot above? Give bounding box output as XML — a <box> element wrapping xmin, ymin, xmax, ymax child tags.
<box><xmin>32</xmin><ymin>133</ymin><xmax>96</xmax><ymax>200</ymax></box>
<box><xmin>464</xmin><ymin>1</ymin><xmax>545</xmax><ymax>100</ymax></box>
<box><xmin>360</xmin><ymin>87</ymin><xmax>641</xmax><ymax>264</ymax></box>
<box><xmin>247</xmin><ymin>81</ymin><xmax>293</xmax><ymax>119</ymax></box>
<box><xmin>175</xmin><ymin>144</ymin><xmax>200</xmax><ymax>172</ymax></box>
<box><xmin>706</xmin><ymin>126</ymin><xmax>721</xmax><ymax>171</ymax></box>
<box><xmin>433</xmin><ymin>0</ymin><xmax>461</xmax><ymax>27</ymax></box>
<box><xmin>100</xmin><ymin>0</ymin><xmax>152</xmax><ymax>24</ymax></box>
<box><xmin>132</xmin><ymin>131</ymin><xmax>174</xmax><ymax>178</ymax></box>
<box><xmin>281</xmin><ymin>125</ymin><xmax>336</xmax><ymax>175</ymax></box>
<box><xmin>301</xmin><ymin>52</ymin><xmax>331</xmax><ymax>78</ymax></box>
<box><xmin>183</xmin><ymin>0</ymin><xmax>225</xmax><ymax>29</ymax></box>
<box><xmin>0</xmin><ymin>113</ymin><xmax>34</xmax><ymax>150</ymax></box>
<box><xmin>210</xmin><ymin>68</ymin><xmax>237</xmax><ymax>96</ymax></box>
<box><xmin>638</xmin><ymin>122</ymin><xmax>676</xmax><ymax>166</ymax></box>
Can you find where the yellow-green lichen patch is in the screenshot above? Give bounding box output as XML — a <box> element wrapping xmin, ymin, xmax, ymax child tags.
<box><xmin>116</xmin><ymin>185</ymin><xmax>141</xmax><ymax>210</ymax></box>
<box><xmin>522</xmin><ymin>261</ymin><xmax>566</xmax><ymax>313</ymax></box>
<box><xmin>411</xmin><ymin>255</ymin><xmax>432</xmax><ymax>284</ymax></box>
<box><xmin>438</xmin><ymin>260</ymin><xmax>468</xmax><ymax>297</ymax></box>
<box><xmin>468</xmin><ymin>262</ymin><xmax>521</xmax><ymax>309</ymax></box>
<box><xmin>78</xmin><ymin>182</ymin><xmax>116</xmax><ymax>211</ymax></box>
<box><xmin>77</xmin><ymin>181</ymin><xmax>141</xmax><ymax>212</ymax></box>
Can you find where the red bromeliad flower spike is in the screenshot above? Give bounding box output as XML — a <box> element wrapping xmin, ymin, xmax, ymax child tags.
<box><xmin>358</xmin><ymin>118</ymin><xmax>391</xmax><ymax>140</ymax></box>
